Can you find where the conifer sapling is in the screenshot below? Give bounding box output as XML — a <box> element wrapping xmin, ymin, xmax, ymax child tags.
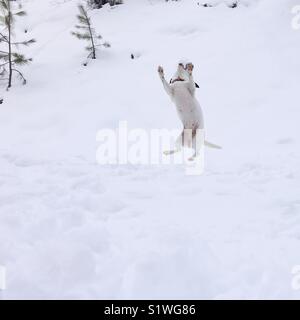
<box><xmin>0</xmin><ymin>0</ymin><xmax>36</xmax><ymax>89</ymax></box>
<box><xmin>72</xmin><ymin>4</ymin><xmax>110</xmax><ymax>65</ymax></box>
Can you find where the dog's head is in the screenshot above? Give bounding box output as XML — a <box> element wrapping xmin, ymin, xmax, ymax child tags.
<box><xmin>170</xmin><ymin>59</ymin><xmax>195</xmax><ymax>84</ymax></box>
<box><xmin>169</xmin><ymin>61</ymin><xmax>199</xmax><ymax>88</ymax></box>
<box><xmin>170</xmin><ymin>61</ymin><xmax>190</xmax><ymax>84</ymax></box>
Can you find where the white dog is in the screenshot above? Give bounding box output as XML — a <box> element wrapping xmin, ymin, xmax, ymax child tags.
<box><xmin>158</xmin><ymin>61</ymin><xmax>220</xmax><ymax>160</ymax></box>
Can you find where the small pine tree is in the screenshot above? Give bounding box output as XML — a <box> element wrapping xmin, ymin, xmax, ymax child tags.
<box><xmin>0</xmin><ymin>0</ymin><xmax>35</xmax><ymax>89</ymax></box>
<box><xmin>72</xmin><ymin>4</ymin><xmax>110</xmax><ymax>64</ymax></box>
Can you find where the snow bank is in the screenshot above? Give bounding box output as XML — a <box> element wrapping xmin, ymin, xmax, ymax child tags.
<box><xmin>0</xmin><ymin>0</ymin><xmax>300</xmax><ymax>299</ymax></box>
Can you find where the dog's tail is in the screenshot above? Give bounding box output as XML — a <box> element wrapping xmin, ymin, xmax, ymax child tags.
<box><xmin>204</xmin><ymin>140</ymin><xmax>222</xmax><ymax>149</ymax></box>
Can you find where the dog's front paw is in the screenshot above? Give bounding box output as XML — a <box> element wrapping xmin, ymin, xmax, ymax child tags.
<box><xmin>158</xmin><ymin>66</ymin><xmax>164</xmax><ymax>77</ymax></box>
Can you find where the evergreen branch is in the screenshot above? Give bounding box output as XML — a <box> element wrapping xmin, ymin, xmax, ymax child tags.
<box><xmin>14</xmin><ymin>11</ymin><xmax>26</xmax><ymax>17</ymax></box>
<box><xmin>11</xmin><ymin>52</ymin><xmax>32</xmax><ymax>65</ymax></box>
<box><xmin>87</xmin><ymin>51</ymin><xmax>94</xmax><ymax>58</ymax></box>
<box><xmin>0</xmin><ymin>0</ymin><xmax>8</xmax><ymax>11</ymax></box>
<box><xmin>103</xmin><ymin>42</ymin><xmax>111</xmax><ymax>48</ymax></box>
<box><xmin>12</xmin><ymin>68</ymin><xmax>26</xmax><ymax>84</ymax></box>
<box><xmin>77</xmin><ymin>14</ymin><xmax>88</xmax><ymax>25</ymax></box>
<box><xmin>12</xmin><ymin>38</ymin><xmax>36</xmax><ymax>46</ymax></box>
<box><xmin>0</xmin><ymin>31</ymin><xmax>8</xmax><ymax>42</ymax></box>
<box><xmin>71</xmin><ymin>31</ymin><xmax>91</xmax><ymax>40</ymax></box>
<box><xmin>0</xmin><ymin>60</ymin><xmax>9</xmax><ymax>67</ymax></box>
<box><xmin>75</xmin><ymin>25</ymin><xmax>88</xmax><ymax>29</ymax></box>
<box><xmin>0</xmin><ymin>50</ymin><xmax>9</xmax><ymax>61</ymax></box>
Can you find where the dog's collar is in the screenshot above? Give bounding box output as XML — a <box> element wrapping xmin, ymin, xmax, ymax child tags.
<box><xmin>170</xmin><ymin>77</ymin><xmax>185</xmax><ymax>84</ymax></box>
<box><xmin>170</xmin><ymin>78</ymin><xmax>200</xmax><ymax>88</ymax></box>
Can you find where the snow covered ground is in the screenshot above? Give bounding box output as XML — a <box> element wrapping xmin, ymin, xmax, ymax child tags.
<box><xmin>0</xmin><ymin>0</ymin><xmax>300</xmax><ymax>299</ymax></box>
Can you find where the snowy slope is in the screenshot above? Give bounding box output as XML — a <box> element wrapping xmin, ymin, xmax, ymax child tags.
<box><xmin>0</xmin><ymin>0</ymin><xmax>300</xmax><ymax>299</ymax></box>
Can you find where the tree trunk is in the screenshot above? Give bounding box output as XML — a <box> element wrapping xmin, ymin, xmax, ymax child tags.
<box><xmin>7</xmin><ymin>2</ymin><xmax>12</xmax><ymax>89</ymax></box>
<box><xmin>86</xmin><ymin>14</ymin><xmax>96</xmax><ymax>59</ymax></box>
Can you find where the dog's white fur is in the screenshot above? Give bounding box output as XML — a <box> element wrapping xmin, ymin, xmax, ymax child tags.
<box><xmin>158</xmin><ymin>63</ymin><xmax>205</xmax><ymax>158</ymax></box>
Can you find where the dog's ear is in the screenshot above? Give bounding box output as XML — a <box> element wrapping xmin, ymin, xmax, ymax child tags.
<box><xmin>195</xmin><ymin>82</ymin><xmax>200</xmax><ymax>88</ymax></box>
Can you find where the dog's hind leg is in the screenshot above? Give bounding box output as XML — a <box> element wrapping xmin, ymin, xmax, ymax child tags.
<box><xmin>188</xmin><ymin>129</ymin><xmax>205</xmax><ymax>161</ymax></box>
<box><xmin>188</xmin><ymin>131</ymin><xmax>198</xmax><ymax>161</ymax></box>
<box><xmin>163</xmin><ymin>131</ymin><xmax>183</xmax><ymax>156</ymax></box>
